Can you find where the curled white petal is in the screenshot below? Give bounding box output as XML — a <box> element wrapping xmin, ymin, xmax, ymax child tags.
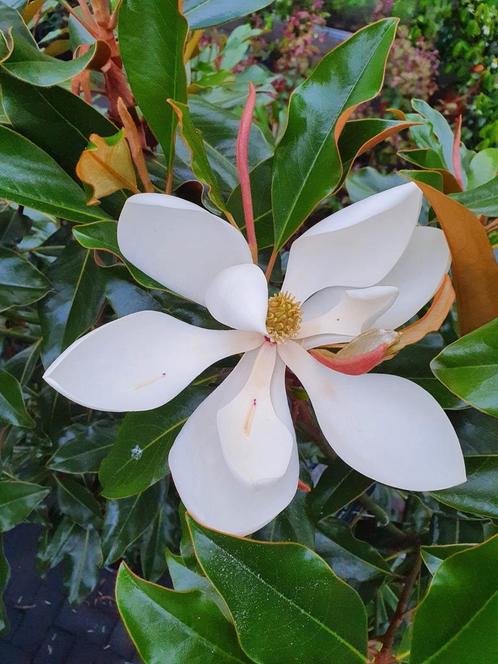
<box><xmin>283</xmin><ymin>183</ymin><xmax>422</xmax><ymax>302</ymax></box>
<box><xmin>374</xmin><ymin>227</ymin><xmax>451</xmax><ymax>330</ymax></box>
<box><xmin>205</xmin><ymin>263</ymin><xmax>268</xmax><ymax>334</ymax></box>
<box><xmin>279</xmin><ymin>341</ymin><xmax>466</xmax><ymax>491</ymax></box>
<box><xmin>217</xmin><ymin>343</ymin><xmax>293</xmax><ymax>487</ymax></box>
<box><xmin>298</xmin><ymin>286</ymin><xmax>398</xmax><ymax>340</ymax></box>
<box><xmin>117</xmin><ymin>193</ymin><xmax>252</xmax><ymax>305</ymax></box>
<box><xmin>43</xmin><ymin>311</ymin><xmax>263</xmax><ymax>412</ymax></box>
<box><xmin>169</xmin><ymin>352</ymin><xmax>298</xmax><ymax>536</ymax></box>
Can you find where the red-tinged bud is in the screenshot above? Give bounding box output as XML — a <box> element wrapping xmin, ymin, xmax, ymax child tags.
<box><xmin>297</xmin><ymin>479</ymin><xmax>311</xmax><ymax>493</ymax></box>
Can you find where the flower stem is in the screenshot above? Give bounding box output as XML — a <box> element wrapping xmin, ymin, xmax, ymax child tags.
<box><xmin>265</xmin><ymin>249</ymin><xmax>278</xmax><ymax>281</ymax></box>
<box><xmin>236</xmin><ymin>83</ymin><xmax>258</xmax><ymax>263</ymax></box>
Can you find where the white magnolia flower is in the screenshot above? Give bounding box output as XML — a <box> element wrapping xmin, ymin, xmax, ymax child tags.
<box><xmin>44</xmin><ymin>183</ymin><xmax>466</xmax><ymax>535</ymax></box>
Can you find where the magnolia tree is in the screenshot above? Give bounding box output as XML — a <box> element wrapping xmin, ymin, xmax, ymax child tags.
<box><xmin>0</xmin><ymin>1</ymin><xmax>497</xmax><ymax>663</ymax></box>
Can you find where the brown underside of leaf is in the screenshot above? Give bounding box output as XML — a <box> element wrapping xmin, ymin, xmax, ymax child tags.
<box><xmin>76</xmin><ymin>132</ymin><xmax>138</xmax><ymax>205</ymax></box>
<box><xmin>415</xmin><ymin>181</ymin><xmax>498</xmax><ymax>335</ymax></box>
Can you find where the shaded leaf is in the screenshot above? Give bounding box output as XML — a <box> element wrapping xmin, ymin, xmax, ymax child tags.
<box><xmin>0</xmin><ymin>246</ymin><xmax>50</xmax><ymax>312</ymax></box>
<box><xmin>309</xmin><ymin>458</ymin><xmax>373</xmax><ymax>521</ymax></box>
<box><xmin>0</xmin><ymin>536</ymin><xmax>9</xmax><ymax>634</ymax></box>
<box><xmin>184</xmin><ymin>0</ymin><xmax>275</xmax><ymax>29</ymax></box>
<box><xmin>0</xmin><ymin>479</ymin><xmax>49</xmax><ymax>531</ymax></box>
<box><xmin>421</xmin><ymin>543</ymin><xmax>474</xmax><ymax>575</ymax></box>
<box><xmin>0</xmin><ymin>369</ymin><xmax>34</xmax><ymax>428</ymax></box>
<box><xmin>450</xmin><ymin>408</ymin><xmax>498</xmax><ymax>456</ymax></box>
<box><xmin>452</xmin><ymin>176</ymin><xmax>498</xmax><ymax>217</ymax></box>
<box><xmin>63</xmin><ymin>526</ymin><xmax>102</xmax><ymax>604</ymax></box>
<box><xmin>54</xmin><ymin>475</ymin><xmax>102</xmax><ymax>528</ymax></box>
<box><xmin>100</xmin><ymin>384</ymin><xmax>209</xmax><ymax>499</ymax></box>
<box><xmin>48</xmin><ymin>421</ymin><xmax>116</xmax><ymax>474</ymax></box>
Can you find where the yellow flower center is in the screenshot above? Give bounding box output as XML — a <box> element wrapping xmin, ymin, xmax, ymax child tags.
<box><xmin>266</xmin><ymin>291</ymin><xmax>302</xmax><ymax>344</ymax></box>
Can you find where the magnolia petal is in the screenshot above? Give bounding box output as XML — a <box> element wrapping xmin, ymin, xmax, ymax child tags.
<box><xmin>283</xmin><ymin>183</ymin><xmax>422</xmax><ymax>302</ymax></box>
<box><xmin>117</xmin><ymin>193</ymin><xmax>252</xmax><ymax>305</ymax></box>
<box><xmin>374</xmin><ymin>227</ymin><xmax>451</xmax><ymax>329</ymax></box>
<box><xmin>279</xmin><ymin>341</ymin><xmax>466</xmax><ymax>491</ymax></box>
<box><xmin>205</xmin><ymin>263</ymin><xmax>268</xmax><ymax>334</ymax></box>
<box><xmin>169</xmin><ymin>352</ymin><xmax>299</xmax><ymax>536</ymax></box>
<box><xmin>298</xmin><ymin>286</ymin><xmax>398</xmax><ymax>339</ymax></box>
<box><xmin>217</xmin><ymin>343</ymin><xmax>293</xmax><ymax>487</ymax></box>
<box><xmin>43</xmin><ymin>311</ymin><xmax>262</xmax><ymax>412</ymax></box>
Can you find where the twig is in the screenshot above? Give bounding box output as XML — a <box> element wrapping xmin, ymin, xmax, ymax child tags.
<box><xmin>374</xmin><ymin>550</ymin><xmax>421</xmax><ymax>663</ymax></box>
<box><xmin>236</xmin><ymin>83</ymin><xmax>258</xmax><ymax>263</ymax></box>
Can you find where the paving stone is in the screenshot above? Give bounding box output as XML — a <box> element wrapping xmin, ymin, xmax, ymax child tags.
<box><xmin>54</xmin><ymin>602</ymin><xmax>117</xmax><ymax>645</ymax></box>
<box><xmin>109</xmin><ymin>621</ymin><xmax>136</xmax><ymax>660</ymax></box>
<box><xmin>66</xmin><ymin>640</ymin><xmax>103</xmax><ymax>663</ymax></box>
<box><xmin>33</xmin><ymin>627</ymin><xmax>75</xmax><ymax>664</ymax></box>
<box><xmin>0</xmin><ymin>640</ymin><xmax>32</xmax><ymax>664</ymax></box>
<box><xmin>4</xmin><ymin>605</ymin><xmax>24</xmax><ymax>635</ymax></box>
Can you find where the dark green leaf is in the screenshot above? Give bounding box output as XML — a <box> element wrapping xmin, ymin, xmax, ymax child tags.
<box><xmin>411</xmin><ymin>98</ymin><xmax>455</xmax><ymax>173</ymax></box>
<box><xmin>0</xmin><ymin>71</ymin><xmax>116</xmax><ymax>175</ymax></box>
<box><xmin>0</xmin><ymin>246</ymin><xmax>50</xmax><ymax>312</ymax></box>
<box><xmin>272</xmin><ymin>18</ymin><xmax>397</xmax><ymax>247</ymax></box>
<box><xmin>119</xmin><ymin>0</ymin><xmax>187</xmax><ymax>171</ymax></box>
<box><xmin>450</xmin><ymin>408</ymin><xmax>498</xmax><ymax>456</ymax></box>
<box><xmin>184</xmin><ymin>0</ymin><xmax>275</xmax><ymax>29</ymax></box>
<box><xmin>0</xmin><ymin>2</ymin><xmax>96</xmax><ymax>86</ymax></box>
<box><xmin>188</xmin><ymin>515</ymin><xmax>368</xmax><ymax>664</ymax></box>
<box><xmin>0</xmin><ymin>369</ymin><xmax>34</xmax><ymax>428</ymax></box>
<box><xmin>316</xmin><ymin>517</ymin><xmax>392</xmax><ymax>584</ymax></box>
<box><xmin>431</xmin><ymin>318</ymin><xmax>498</xmax><ymax>417</ymax></box>
<box><xmin>432</xmin><ymin>456</ymin><xmax>498</xmax><ymax>518</ymax></box>
<box><xmin>398</xmin><ymin>148</ymin><xmax>445</xmax><ymax>169</ymax></box>
<box><xmin>0</xmin><ymin>125</ymin><xmax>110</xmax><ymax>221</ymax></box>
<box><xmin>452</xmin><ymin>177</ymin><xmax>498</xmax><ymax>217</ymax></box>
<box><xmin>411</xmin><ymin>536</ymin><xmax>498</xmax><ymax>663</ymax></box>
<box><xmin>100</xmin><ymin>384</ymin><xmax>209</xmax><ymax>499</ymax></box>
<box><xmin>39</xmin><ymin>243</ymin><xmax>106</xmax><ymax>367</ymax></box>
<box><xmin>309</xmin><ymin>458</ymin><xmax>373</xmax><ymax>521</ymax></box>
<box><xmin>346</xmin><ymin>167</ymin><xmax>404</xmax><ymax>202</ymax></box>
<box><xmin>421</xmin><ymin>543</ymin><xmax>474</xmax><ymax>575</ymax></box>
<box><xmin>54</xmin><ymin>475</ymin><xmax>102</xmax><ymax>527</ymax></box>
<box><xmin>140</xmin><ymin>487</ymin><xmax>178</xmax><ymax>582</ymax></box>
<box><xmin>48</xmin><ymin>421</ymin><xmax>116</xmax><ymax>474</ymax></box>
<box><xmin>4</xmin><ymin>340</ymin><xmax>41</xmax><ymax>386</ymax></box>
<box><xmin>101</xmin><ymin>483</ymin><xmax>161</xmax><ymax>564</ymax></box>
<box><xmin>0</xmin><ymin>479</ymin><xmax>49</xmax><ymax>531</ymax></box>
<box><xmin>257</xmin><ymin>491</ymin><xmax>315</xmax><ymax>548</ymax></box>
<box><xmin>116</xmin><ymin>563</ymin><xmax>250</xmax><ymax>664</ymax></box>
<box><xmin>63</xmin><ymin>526</ymin><xmax>102</xmax><ymax>604</ymax></box>
<box><xmin>104</xmin><ymin>270</ymin><xmax>161</xmax><ymax>317</ymax></box>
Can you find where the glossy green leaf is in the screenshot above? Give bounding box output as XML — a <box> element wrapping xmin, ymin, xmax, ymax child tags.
<box><xmin>431</xmin><ymin>318</ymin><xmax>498</xmax><ymax>417</ymax></box>
<box><xmin>119</xmin><ymin>0</ymin><xmax>187</xmax><ymax>171</ymax></box>
<box><xmin>411</xmin><ymin>98</ymin><xmax>455</xmax><ymax>173</ymax></box>
<box><xmin>116</xmin><ymin>563</ymin><xmax>250</xmax><ymax>664</ymax></box>
<box><xmin>39</xmin><ymin>243</ymin><xmax>107</xmax><ymax>367</ymax></box>
<box><xmin>0</xmin><ymin>2</ymin><xmax>96</xmax><ymax>86</ymax></box>
<box><xmin>104</xmin><ymin>270</ymin><xmax>161</xmax><ymax>317</ymax></box>
<box><xmin>0</xmin><ymin>369</ymin><xmax>34</xmax><ymax>428</ymax></box>
<box><xmin>346</xmin><ymin>167</ymin><xmax>404</xmax><ymax>202</ymax></box>
<box><xmin>411</xmin><ymin>536</ymin><xmax>498</xmax><ymax>663</ymax></box>
<box><xmin>54</xmin><ymin>475</ymin><xmax>102</xmax><ymax>527</ymax></box>
<box><xmin>257</xmin><ymin>491</ymin><xmax>315</xmax><ymax>548</ymax></box>
<box><xmin>432</xmin><ymin>456</ymin><xmax>498</xmax><ymax>518</ymax></box>
<box><xmin>0</xmin><ymin>71</ymin><xmax>116</xmax><ymax>175</ymax></box>
<box><xmin>188</xmin><ymin>515</ymin><xmax>368</xmax><ymax>664</ymax></box>
<box><xmin>272</xmin><ymin>18</ymin><xmax>397</xmax><ymax>248</ymax></box>
<box><xmin>316</xmin><ymin>517</ymin><xmax>392</xmax><ymax>584</ymax></box>
<box><xmin>450</xmin><ymin>408</ymin><xmax>498</xmax><ymax>456</ymax></box>
<box><xmin>398</xmin><ymin>147</ymin><xmax>445</xmax><ymax>170</ymax></box>
<box><xmin>73</xmin><ymin>220</ymin><xmax>164</xmax><ymax>290</ymax></box>
<box><xmin>0</xmin><ymin>125</ymin><xmax>110</xmax><ymax>222</ymax></box>
<box><xmin>421</xmin><ymin>543</ymin><xmax>474</xmax><ymax>575</ymax></box>
<box><xmin>0</xmin><ymin>247</ymin><xmax>50</xmax><ymax>312</ymax></box>
<box><xmin>3</xmin><ymin>340</ymin><xmax>41</xmax><ymax>386</ymax></box>
<box><xmin>48</xmin><ymin>421</ymin><xmax>116</xmax><ymax>474</ymax></box>
<box><xmin>0</xmin><ymin>479</ymin><xmax>49</xmax><ymax>531</ymax></box>
<box><xmin>451</xmin><ymin>177</ymin><xmax>498</xmax><ymax>217</ymax></box>
<box><xmin>140</xmin><ymin>488</ymin><xmax>178</xmax><ymax>582</ymax></box>
<box><xmin>0</xmin><ymin>535</ymin><xmax>9</xmax><ymax>634</ymax></box>
<box><xmin>184</xmin><ymin>0</ymin><xmax>274</xmax><ymax>28</ymax></box>
<box><xmin>102</xmin><ymin>483</ymin><xmax>161</xmax><ymax>564</ymax></box>
<box><xmin>309</xmin><ymin>458</ymin><xmax>373</xmax><ymax>521</ymax></box>
<box><xmin>100</xmin><ymin>384</ymin><xmax>209</xmax><ymax>499</ymax></box>
<box><xmin>170</xmin><ymin>100</ymin><xmax>228</xmax><ymax>212</ymax></box>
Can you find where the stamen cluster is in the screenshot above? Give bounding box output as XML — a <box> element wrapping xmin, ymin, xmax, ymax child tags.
<box><xmin>266</xmin><ymin>292</ymin><xmax>302</xmax><ymax>343</ymax></box>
